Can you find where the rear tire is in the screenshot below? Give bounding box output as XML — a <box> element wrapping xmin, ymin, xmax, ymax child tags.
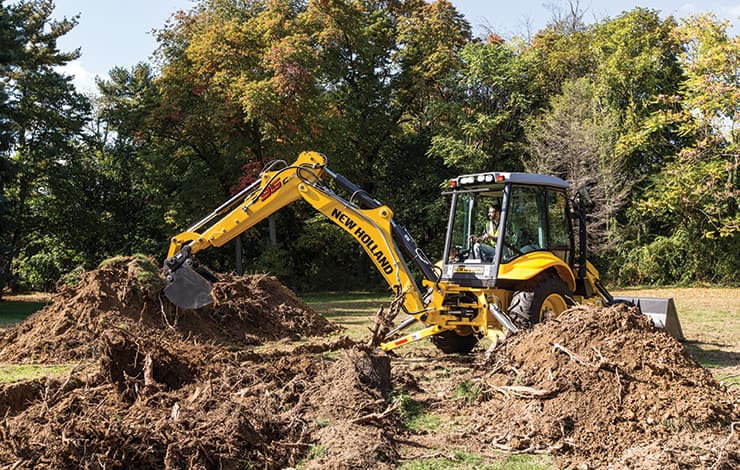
<box><xmin>431</xmin><ymin>328</ymin><xmax>480</xmax><ymax>354</ymax></box>
<box><xmin>508</xmin><ymin>276</ymin><xmax>572</xmax><ymax>327</ymax></box>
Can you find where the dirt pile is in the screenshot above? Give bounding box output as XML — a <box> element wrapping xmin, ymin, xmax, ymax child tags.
<box><xmin>471</xmin><ymin>303</ymin><xmax>739</xmax><ymax>468</ymax></box>
<box><xmin>0</xmin><ymin>256</ymin><xmax>338</xmax><ymax>363</ymax></box>
<box><xmin>0</xmin><ymin>343</ymin><xmax>394</xmax><ymax>468</ymax></box>
<box><xmin>0</xmin><ymin>257</ymin><xmax>395</xmax><ymax>469</ymax></box>
<box><xmin>0</xmin><ymin>261</ymin><xmax>737</xmax><ymax>468</ymax></box>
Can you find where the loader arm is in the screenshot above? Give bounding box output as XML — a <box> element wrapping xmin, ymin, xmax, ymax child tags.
<box><xmin>163</xmin><ymin>151</ymin><xmax>432</xmax><ymax>316</ymax></box>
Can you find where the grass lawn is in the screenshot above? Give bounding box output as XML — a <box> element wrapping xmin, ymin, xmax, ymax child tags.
<box><xmin>302</xmin><ymin>291</ymin><xmax>393</xmax><ymax>339</ymax></box>
<box><xmin>611</xmin><ymin>287</ymin><xmax>739</xmax><ymax>377</ymax></box>
<box><xmin>0</xmin><ymin>300</ymin><xmax>49</xmax><ymax>328</ymax></box>
<box><xmin>0</xmin><ymin>363</ymin><xmax>72</xmax><ymax>382</ymax></box>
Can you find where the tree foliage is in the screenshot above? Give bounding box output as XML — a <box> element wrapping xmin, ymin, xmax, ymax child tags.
<box><xmin>0</xmin><ymin>0</ymin><xmax>89</xmax><ymax>296</ymax></box>
<box><xmin>428</xmin><ymin>37</ymin><xmax>535</xmax><ymax>172</ymax></box>
<box><xmin>590</xmin><ymin>8</ymin><xmax>687</xmax><ymax>177</ymax></box>
<box><xmin>619</xmin><ymin>14</ymin><xmax>739</xmax><ymax>285</ymax></box>
<box><xmin>524</xmin><ymin>77</ymin><xmax>628</xmax><ymax>253</ymax></box>
<box><xmin>2</xmin><ymin>1</ymin><xmax>738</xmax><ymax>293</ymax></box>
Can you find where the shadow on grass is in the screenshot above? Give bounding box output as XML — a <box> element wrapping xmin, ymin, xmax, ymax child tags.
<box><xmin>0</xmin><ymin>301</ymin><xmax>49</xmax><ymax>328</ymax></box>
<box><xmin>683</xmin><ymin>341</ymin><xmax>740</xmax><ymax>369</ymax></box>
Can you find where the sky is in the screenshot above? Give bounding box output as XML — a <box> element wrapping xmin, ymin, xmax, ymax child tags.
<box><xmin>50</xmin><ymin>0</ymin><xmax>740</xmax><ymax>93</ymax></box>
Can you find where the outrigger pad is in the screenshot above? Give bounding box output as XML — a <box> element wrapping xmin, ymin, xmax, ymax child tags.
<box><xmin>164</xmin><ymin>264</ymin><xmax>214</xmax><ymax>309</ymax></box>
<box><xmin>613</xmin><ymin>297</ymin><xmax>684</xmax><ymax>341</ymax></box>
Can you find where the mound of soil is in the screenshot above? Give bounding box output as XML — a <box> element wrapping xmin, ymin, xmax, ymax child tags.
<box><xmin>0</xmin><ymin>262</ymin><xmax>737</xmax><ymax>468</ymax></box>
<box><xmin>0</xmin><ymin>257</ymin><xmax>338</xmax><ymax>363</ymax></box>
<box><xmin>210</xmin><ymin>273</ymin><xmax>339</xmax><ymax>343</ymax></box>
<box><xmin>471</xmin><ymin>304</ymin><xmax>739</xmax><ymax>468</ymax></box>
<box><xmin>0</xmin><ymin>343</ymin><xmax>393</xmax><ymax>468</ymax></box>
<box><xmin>0</xmin><ymin>257</ymin><xmax>394</xmax><ymax>468</ymax></box>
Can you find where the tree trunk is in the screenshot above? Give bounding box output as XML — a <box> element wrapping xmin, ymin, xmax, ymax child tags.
<box><xmin>235</xmin><ymin>236</ymin><xmax>243</xmax><ymax>275</ymax></box>
<box><xmin>268</xmin><ymin>215</ymin><xmax>277</xmax><ymax>247</ymax></box>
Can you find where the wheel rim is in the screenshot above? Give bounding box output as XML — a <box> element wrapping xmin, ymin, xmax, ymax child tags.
<box><xmin>540</xmin><ymin>293</ymin><xmax>567</xmax><ymax>320</ymax></box>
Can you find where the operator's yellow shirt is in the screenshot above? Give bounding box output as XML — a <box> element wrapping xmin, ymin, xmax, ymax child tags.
<box><xmin>485</xmin><ymin>221</ymin><xmax>498</xmax><ymax>240</ymax></box>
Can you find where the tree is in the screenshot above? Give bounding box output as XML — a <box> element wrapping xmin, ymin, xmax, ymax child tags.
<box><xmin>590</xmin><ymin>8</ymin><xmax>687</xmax><ymax>178</ymax></box>
<box><xmin>0</xmin><ymin>2</ymin><xmax>24</xmax><ymax>296</ymax></box>
<box><xmin>428</xmin><ymin>36</ymin><xmax>535</xmax><ymax>173</ymax></box>
<box><xmin>524</xmin><ymin>4</ymin><xmax>594</xmax><ymax>100</ymax></box>
<box><xmin>128</xmin><ymin>0</ymin><xmax>473</xmax><ymax>289</ymax></box>
<box><xmin>619</xmin><ymin>14</ymin><xmax>739</xmax><ymax>285</ymax></box>
<box><xmin>520</xmin><ymin>8</ymin><xmax>703</xmax><ymax>280</ymax></box>
<box><xmin>0</xmin><ymin>0</ymin><xmax>89</xmax><ymax>296</ymax></box>
<box><xmin>524</xmin><ymin>77</ymin><xmax>629</xmax><ymax>253</ymax></box>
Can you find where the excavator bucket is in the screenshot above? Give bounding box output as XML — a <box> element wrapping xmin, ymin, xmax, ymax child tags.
<box><xmin>613</xmin><ymin>296</ymin><xmax>684</xmax><ymax>341</ymax></box>
<box><xmin>163</xmin><ymin>263</ymin><xmax>214</xmax><ymax>310</ymax></box>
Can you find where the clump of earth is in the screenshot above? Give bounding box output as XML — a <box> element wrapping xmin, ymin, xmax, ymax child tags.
<box><xmin>0</xmin><ymin>256</ymin><xmax>736</xmax><ymax>468</ymax></box>
<box><xmin>466</xmin><ymin>304</ymin><xmax>738</xmax><ymax>468</ymax></box>
<box><xmin>0</xmin><ymin>255</ymin><xmax>338</xmax><ymax>363</ymax></box>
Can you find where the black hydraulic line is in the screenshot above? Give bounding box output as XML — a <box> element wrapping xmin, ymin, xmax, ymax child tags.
<box><xmin>384</xmin><ymin>316</ymin><xmax>419</xmax><ymax>338</ymax></box>
<box><xmin>187</xmin><ymin>176</ymin><xmax>264</xmax><ymax>233</ymax></box>
<box><xmin>593</xmin><ymin>278</ymin><xmax>614</xmax><ymax>303</ymax></box>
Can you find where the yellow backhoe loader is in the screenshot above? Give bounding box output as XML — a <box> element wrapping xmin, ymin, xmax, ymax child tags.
<box><xmin>163</xmin><ymin>151</ymin><xmax>683</xmax><ymax>353</ymax></box>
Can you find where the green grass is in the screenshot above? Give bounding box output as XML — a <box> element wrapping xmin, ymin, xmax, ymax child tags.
<box><xmin>399</xmin><ymin>451</ymin><xmax>553</xmax><ymax>469</ymax></box>
<box><xmin>0</xmin><ymin>363</ymin><xmax>72</xmax><ymax>382</ymax></box>
<box><xmin>303</xmin><ymin>292</ymin><xmax>393</xmax><ymax>321</ymax></box>
<box><xmin>303</xmin><ymin>291</ymin><xmax>444</xmax><ymax>354</ymax></box>
<box><xmin>300</xmin><ymin>291</ymin><xmax>392</xmax><ymax>304</ymax></box>
<box><xmin>0</xmin><ymin>300</ymin><xmax>48</xmax><ymax>327</ymax></box>
<box><xmin>715</xmin><ymin>373</ymin><xmax>740</xmax><ymax>385</ymax></box>
<box><xmin>684</xmin><ymin>344</ymin><xmax>739</xmax><ymax>370</ymax></box>
<box><xmin>391</xmin><ymin>391</ymin><xmax>447</xmax><ymax>432</ymax></box>
<box><xmin>304</xmin><ymin>291</ymin><xmax>393</xmax><ymax>341</ymax></box>
<box><xmin>453</xmin><ymin>380</ymin><xmax>482</xmax><ymax>404</ymax></box>
<box><xmin>296</xmin><ymin>444</ymin><xmax>328</xmax><ymax>469</ymax></box>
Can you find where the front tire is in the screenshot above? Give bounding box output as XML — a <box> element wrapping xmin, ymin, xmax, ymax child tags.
<box><xmin>508</xmin><ymin>275</ymin><xmax>572</xmax><ymax>327</ymax></box>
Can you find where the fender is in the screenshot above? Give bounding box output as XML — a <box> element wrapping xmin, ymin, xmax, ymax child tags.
<box><xmin>498</xmin><ymin>251</ymin><xmax>576</xmax><ymax>292</ymax></box>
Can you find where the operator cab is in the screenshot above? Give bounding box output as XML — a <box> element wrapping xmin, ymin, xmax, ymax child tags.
<box><xmin>441</xmin><ymin>172</ymin><xmax>573</xmax><ymax>288</ymax></box>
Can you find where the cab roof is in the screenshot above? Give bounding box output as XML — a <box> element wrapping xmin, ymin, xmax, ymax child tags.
<box><xmin>450</xmin><ymin>172</ymin><xmax>569</xmax><ymax>190</ymax></box>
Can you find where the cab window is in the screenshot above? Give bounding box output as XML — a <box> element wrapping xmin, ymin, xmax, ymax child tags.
<box><xmin>503</xmin><ymin>186</ymin><xmax>571</xmax><ymax>263</ymax></box>
<box><xmin>548</xmin><ymin>190</ymin><xmax>570</xmax><ymax>249</ymax></box>
<box><xmin>504</xmin><ymin>186</ymin><xmax>545</xmax><ymax>262</ymax></box>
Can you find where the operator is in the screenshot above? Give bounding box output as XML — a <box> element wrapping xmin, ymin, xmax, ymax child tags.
<box><xmin>471</xmin><ymin>204</ymin><xmax>500</xmax><ymax>261</ymax></box>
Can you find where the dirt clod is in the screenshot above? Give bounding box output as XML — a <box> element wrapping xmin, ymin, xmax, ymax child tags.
<box><xmin>454</xmin><ymin>304</ymin><xmax>738</xmax><ymax>468</ymax></box>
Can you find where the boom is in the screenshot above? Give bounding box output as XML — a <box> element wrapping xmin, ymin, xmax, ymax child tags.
<box><xmin>163</xmin><ymin>151</ymin><xmax>435</xmax><ymax>317</ymax></box>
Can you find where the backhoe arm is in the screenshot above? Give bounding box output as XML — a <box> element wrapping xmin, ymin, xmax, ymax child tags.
<box><xmin>166</xmin><ymin>152</ymin><xmax>325</xmax><ymax>259</ymax></box>
<box><xmin>163</xmin><ymin>151</ymin><xmax>432</xmax><ymax>316</ymax></box>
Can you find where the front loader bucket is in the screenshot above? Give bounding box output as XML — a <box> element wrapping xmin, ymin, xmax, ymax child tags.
<box><xmin>164</xmin><ymin>263</ymin><xmax>214</xmax><ymax>310</ymax></box>
<box><xmin>613</xmin><ymin>297</ymin><xmax>684</xmax><ymax>341</ymax></box>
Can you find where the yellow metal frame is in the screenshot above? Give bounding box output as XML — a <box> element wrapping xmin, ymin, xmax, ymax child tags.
<box><xmin>168</xmin><ymin>151</ymin><xmax>428</xmax><ymax>316</ymax></box>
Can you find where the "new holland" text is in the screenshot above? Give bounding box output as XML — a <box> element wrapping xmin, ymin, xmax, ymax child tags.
<box><xmin>331</xmin><ymin>208</ymin><xmax>394</xmax><ymax>274</ymax></box>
